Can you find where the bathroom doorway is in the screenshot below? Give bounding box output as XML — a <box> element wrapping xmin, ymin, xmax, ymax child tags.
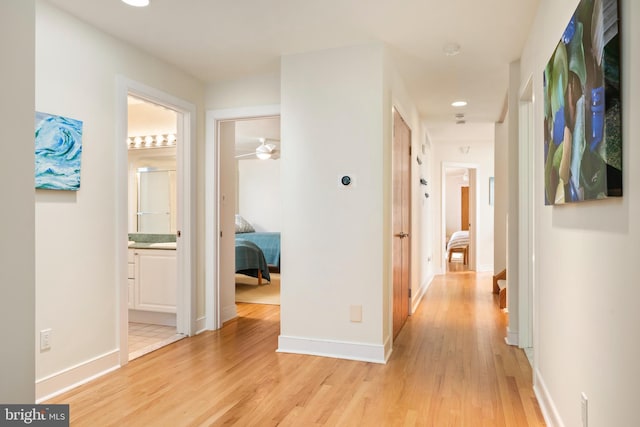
<box><xmin>126</xmin><ymin>95</ymin><xmax>183</xmax><ymax>360</ymax></box>
<box><xmin>117</xmin><ymin>77</ymin><xmax>196</xmax><ymax>365</ymax></box>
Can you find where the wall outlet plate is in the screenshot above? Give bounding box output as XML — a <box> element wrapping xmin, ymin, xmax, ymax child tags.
<box><xmin>40</xmin><ymin>328</ymin><xmax>52</xmax><ymax>351</ymax></box>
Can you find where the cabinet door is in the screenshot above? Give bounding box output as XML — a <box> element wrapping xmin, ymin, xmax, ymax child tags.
<box><xmin>134</xmin><ymin>249</ymin><xmax>177</xmax><ymax>313</ymax></box>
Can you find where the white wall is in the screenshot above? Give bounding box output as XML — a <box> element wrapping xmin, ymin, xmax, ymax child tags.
<box><xmin>521</xmin><ymin>0</ymin><xmax>639</xmax><ymax>425</ymax></box>
<box><xmin>206</xmin><ymin>73</ymin><xmax>280</xmax><ymax>110</ymax></box>
<box><xmin>506</xmin><ymin>60</ymin><xmax>521</xmax><ymax>341</ymax></box>
<box><xmin>279</xmin><ymin>44</ymin><xmax>387</xmax><ymax>359</ymax></box>
<box><xmin>238</xmin><ymin>159</ymin><xmax>281</xmax><ymax>232</ymax></box>
<box><xmin>430</xmin><ymin>134</ymin><xmax>495</xmax><ymax>272</ymax></box>
<box><xmin>277</xmin><ymin>43</ymin><xmax>429</xmax><ymax>361</ymax></box>
<box><xmin>494</xmin><ymin>119</ymin><xmax>508</xmax><ymax>273</ymax></box>
<box><xmin>0</xmin><ymin>0</ymin><xmax>36</xmax><ymax>403</ymax></box>
<box><xmin>35</xmin><ymin>1</ymin><xmax>205</xmax><ymax>399</ymax></box>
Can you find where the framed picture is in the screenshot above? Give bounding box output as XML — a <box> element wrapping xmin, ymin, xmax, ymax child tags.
<box><xmin>35</xmin><ymin>112</ymin><xmax>83</xmax><ymax>191</ymax></box>
<box><xmin>543</xmin><ymin>0</ymin><xmax>621</xmax><ymax>205</ymax></box>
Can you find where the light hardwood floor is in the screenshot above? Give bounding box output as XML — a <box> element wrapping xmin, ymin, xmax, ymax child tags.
<box><xmin>48</xmin><ymin>272</ymin><xmax>545</xmax><ymax>426</ymax></box>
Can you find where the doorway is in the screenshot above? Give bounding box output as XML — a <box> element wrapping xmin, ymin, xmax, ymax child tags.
<box><xmin>442</xmin><ymin>163</ymin><xmax>478</xmax><ymax>272</ymax></box>
<box><xmin>205</xmin><ymin>105</ymin><xmax>281</xmax><ymax>330</ymax></box>
<box><xmin>116</xmin><ymin>77</ymin><xmax>196</xmax><ymax>365</ymax></box>
<box><xmin>230</xmin><ymin>117</ymin><xmax>282</xmax><ymax>308</ymax></box>
<box><xmin>126</xmin><ymin>95</ymin><xmax>183</xmax><ymax>360</ymax></box>
<box><xmin>392</xmin><ymin>109</ymin><xmax>411</xmax><ymax>340</ymax></box>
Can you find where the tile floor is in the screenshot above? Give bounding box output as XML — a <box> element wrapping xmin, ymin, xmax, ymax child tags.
<box><xmin>128</xmin><ymin>322</ymin><xmax>183</xmax><ymax>361</ymax></box>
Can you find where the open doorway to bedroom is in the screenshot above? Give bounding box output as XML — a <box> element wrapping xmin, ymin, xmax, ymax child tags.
<box><xmin>216</xmin><ymin>114</ymin><xmax>282</xmax><ymax>323</ymax></box>
<box><xmin>233</xmin><ymin>117</ymin><xmax>281</xmax><ymax>306</ymax></box>
<box><xmin>443</xmin><ymin>165</ymin><xmax>477</xmax><ymax>272</ymax></box>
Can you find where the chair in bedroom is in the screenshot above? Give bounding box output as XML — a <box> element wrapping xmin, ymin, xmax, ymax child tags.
<box><xmin>492</xmin><ymin>269</ymin><xmax>507</xmax><ymax>309</ymax></box>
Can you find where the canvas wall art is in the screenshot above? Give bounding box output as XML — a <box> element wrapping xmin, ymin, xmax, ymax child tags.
<box><xmin>543</xmin><ymin>0</ymin><xmax>621</xmax><ymax>205</ymax></box>
<box><xmin>35</xmin><ymin>112</ymin><xmax>83</xmax><ymax>191</ymax></box>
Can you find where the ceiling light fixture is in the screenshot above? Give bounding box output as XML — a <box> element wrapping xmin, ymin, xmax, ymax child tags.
<box><xmin>443</xmin><ymin>42</ymin><xmax>461</xmax><ymax>56</ymax></box>
<box><xmin>121</xmin><ymin>0</ymin><xmax>149</xmax><ymax>7</ymax></box>
<box><xmin>255</xmin><ymin>144</ymin><xmax>272</xmax><ymax>160</ymax></box>
<box><xmin>451</xmin><ymin>101</ymin><xmax>467</xmax><ymax>107</ymax></box>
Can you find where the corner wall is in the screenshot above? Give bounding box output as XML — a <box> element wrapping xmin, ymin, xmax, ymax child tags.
<box><xmin>0</xmin><ymin>0</ymin><xmax>36</xmax><ymax>403</ymax></box>
<box><xmin>35</xmin><ymin>2</ymin><xmax>205</xmax><ymax>399</ymax></box>
<box><xmin>279</xmin><ymin>44</ymin><xmax>387</xmax><ymax>361</ymax></box>
<box><xmin>494</xmin><ymin>118</ymin><xmax>508</xmax><ymax>273</ymax></box>
<box><xmin>521</xmin><ymin>0</ymin><xmax>640</xmax><ymax>425</ymax></box>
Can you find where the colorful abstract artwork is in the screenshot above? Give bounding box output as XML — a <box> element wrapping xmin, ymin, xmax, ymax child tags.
<box><xmin>35</xmin><ymin>112</ymin><xmax>83</xmax><ymax>191</ymax></box>
<box><xmin>543</xmin><ymin>0</ymin><xmax>621</xmax><ymax>205</ymax></box>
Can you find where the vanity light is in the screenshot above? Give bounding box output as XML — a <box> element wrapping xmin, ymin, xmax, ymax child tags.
<box><xmin>128</xmin><ymin>134</ymin><xmax>177</xmax><ymax>150</ymax></box>
<box><xmin>451</xmin><ymin>100</ymin><xmax>467</xmax><ymax>107</ymax></box>
<box><xmin>121</xmin><ymin>0</ymin><xmax>149</xmax><ymax>7</ymax></box>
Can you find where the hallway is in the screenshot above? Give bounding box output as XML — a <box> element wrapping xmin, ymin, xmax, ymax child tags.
<box><xmin>49</xmin><ymin>272</ymin><xmax>544</xmax><ymax>426</ymax></box>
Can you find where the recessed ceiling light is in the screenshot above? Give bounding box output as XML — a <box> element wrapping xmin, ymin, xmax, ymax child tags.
<box><xmin>443</xmin><ymin>43</ymin><xmax>461</xmax><ymax>56</ymax></box>
<box><xmin>451</xmin><ymin>101</ymin><xmax>467</xmax><ymax>107</ymax></box>
<box><xmin>122</xmin><ymin>0</ymin><xmax>149</xmax><ymax>7</ymax></box>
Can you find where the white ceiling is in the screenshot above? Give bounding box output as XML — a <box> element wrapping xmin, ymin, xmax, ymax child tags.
<box><xmin>47</xmin><ymin>0</ymin><xmax>539</xmax><ymax>126</ymax></box>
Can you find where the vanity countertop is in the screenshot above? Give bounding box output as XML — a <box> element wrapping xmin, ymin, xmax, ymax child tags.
<box><xmin>128</xmin><ymin>233</ymin><xmax>176</xmax><ymax>250</ymax></box>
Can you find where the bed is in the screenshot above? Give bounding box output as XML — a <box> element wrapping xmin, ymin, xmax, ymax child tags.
<box><xmin>235</xmin><ymin>239</ymin><xmax>271</xmax><ymax>285</ymax></box>
<box><xmin>447</xmin><ymin>230</ymin><xmax>469</xmax><ymax>264</ymax></box>
<box><xmin>236</xmin><ymin>232</ymin><xmax>281</xmax><ymax>269</ymax></box>
<box><xmin>235</xmin><ymin>214</ymin><xmax>281</xmax><ymax>272</ymax></box>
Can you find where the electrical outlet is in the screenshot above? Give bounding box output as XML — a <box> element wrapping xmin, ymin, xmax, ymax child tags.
<box><xmin>40</xmin><ymin>329</ymin><xmax>52</xmax><ymax>351</ymax></box>
<box><xmin>581</xmin><ymin>392</ymin><xmax>588</xmax><ymax>427</ymax></box>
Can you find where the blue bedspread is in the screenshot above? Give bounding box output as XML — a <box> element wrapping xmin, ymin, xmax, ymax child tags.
<box><xmin>235</xmin><ymin>239</ymin><xmax>270</xmax><ymax>282</ymax></box>
<box><xmin>235</xmin><ymin>232</ymin><xmax>281</xmax><ymax>268</ymax></box>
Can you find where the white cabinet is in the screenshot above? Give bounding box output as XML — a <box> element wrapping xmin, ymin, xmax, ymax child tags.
<box><xmin>127</xmin><ymin>249</ymin><xmax>135</xmax><ymax>309</ymax></box>
<box><xmin>128</xmin><ymin>248</ymin><xmax>176</xmax><ymax>313</ymax></box>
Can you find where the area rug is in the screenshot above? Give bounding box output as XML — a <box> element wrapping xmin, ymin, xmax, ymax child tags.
<box><xmin>235</xmin><ymin>273</ymin><xmax>280</xmax><ymax>305</ymax></box>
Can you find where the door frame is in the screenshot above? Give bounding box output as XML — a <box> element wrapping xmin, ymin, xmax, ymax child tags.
<box><xmin>116</xmin><ymin>76</ymin><xmax>196</xmax><ymax>365</ymax></box>
<box><xmin>204</xmin><ymin>104</ymin><xmax>281</xmax><ymax>330</ymax></box>
<box><xmin>518</xmin><ymin>76</ymin><xmax>536</xmax><ymax>353</ymax></box>
<box><xmin>441</xmin><ymin>162</ymin><xmax>479</xmax><ymax>272</ymax></box>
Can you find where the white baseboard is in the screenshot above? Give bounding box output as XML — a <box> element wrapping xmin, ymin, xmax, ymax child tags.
<box><xmin>195</xmin><ymin>316</ymin><xmax>208</xmax><ymax>334</ymax></box>
<box><xmin>477</xmin><ymin>263</ymin><xmax>493</xmax><ymax>272</ymax></box>
<box><xmin>277</xmin><ymin>335</ymin><xmax>387</xmax><ymax>364</ymax></box>
<box><xmin>505</xmin><ymin>327</ymin><xmax>519</xmax><ymax>346</ymax></box>
<box><xmin>534</xmin><ymin>368</ymin><xmax>565</xmax><ymax>427</ymax></box>
<box><xmin>36</xmin><ymin>350</ymin><xmax>120</xmax><ymax>402</ymax></box>
<box><xmin>411</xmin><ymin>273</ymin><xmax>434</xmax><ymax>314</ymax></box>
<box><xmin>221</xmin><ymin>304</ymin><xmax>237</xmax><ymax>324</ymax></box>
<box><xmin>128</xmin><ymin>309</ymin><xmax>176</xmax><ymax>327</ymax></box>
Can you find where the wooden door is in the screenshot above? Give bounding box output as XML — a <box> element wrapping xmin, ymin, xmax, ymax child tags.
<box><xmin>461</xmin><ymin>186</ymin><xmax>469</xmax><ymax>231</ymax></box>
<box><xmin>392</xmin><ymin>110</ymin><xmax>411</xmax><ymax>340</ymax></box>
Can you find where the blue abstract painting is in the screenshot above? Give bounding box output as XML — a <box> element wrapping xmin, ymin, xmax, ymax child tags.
<box><xmin>35</xmin><ymin>112</ymin><xmax>83</xmax><ymax>191</ymax></box>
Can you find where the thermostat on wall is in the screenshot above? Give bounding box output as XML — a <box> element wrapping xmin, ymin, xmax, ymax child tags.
<box><xmin>338</xmin><ymin>174</ymin><xmax>356</xmax><ymax>189</ymax></box>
